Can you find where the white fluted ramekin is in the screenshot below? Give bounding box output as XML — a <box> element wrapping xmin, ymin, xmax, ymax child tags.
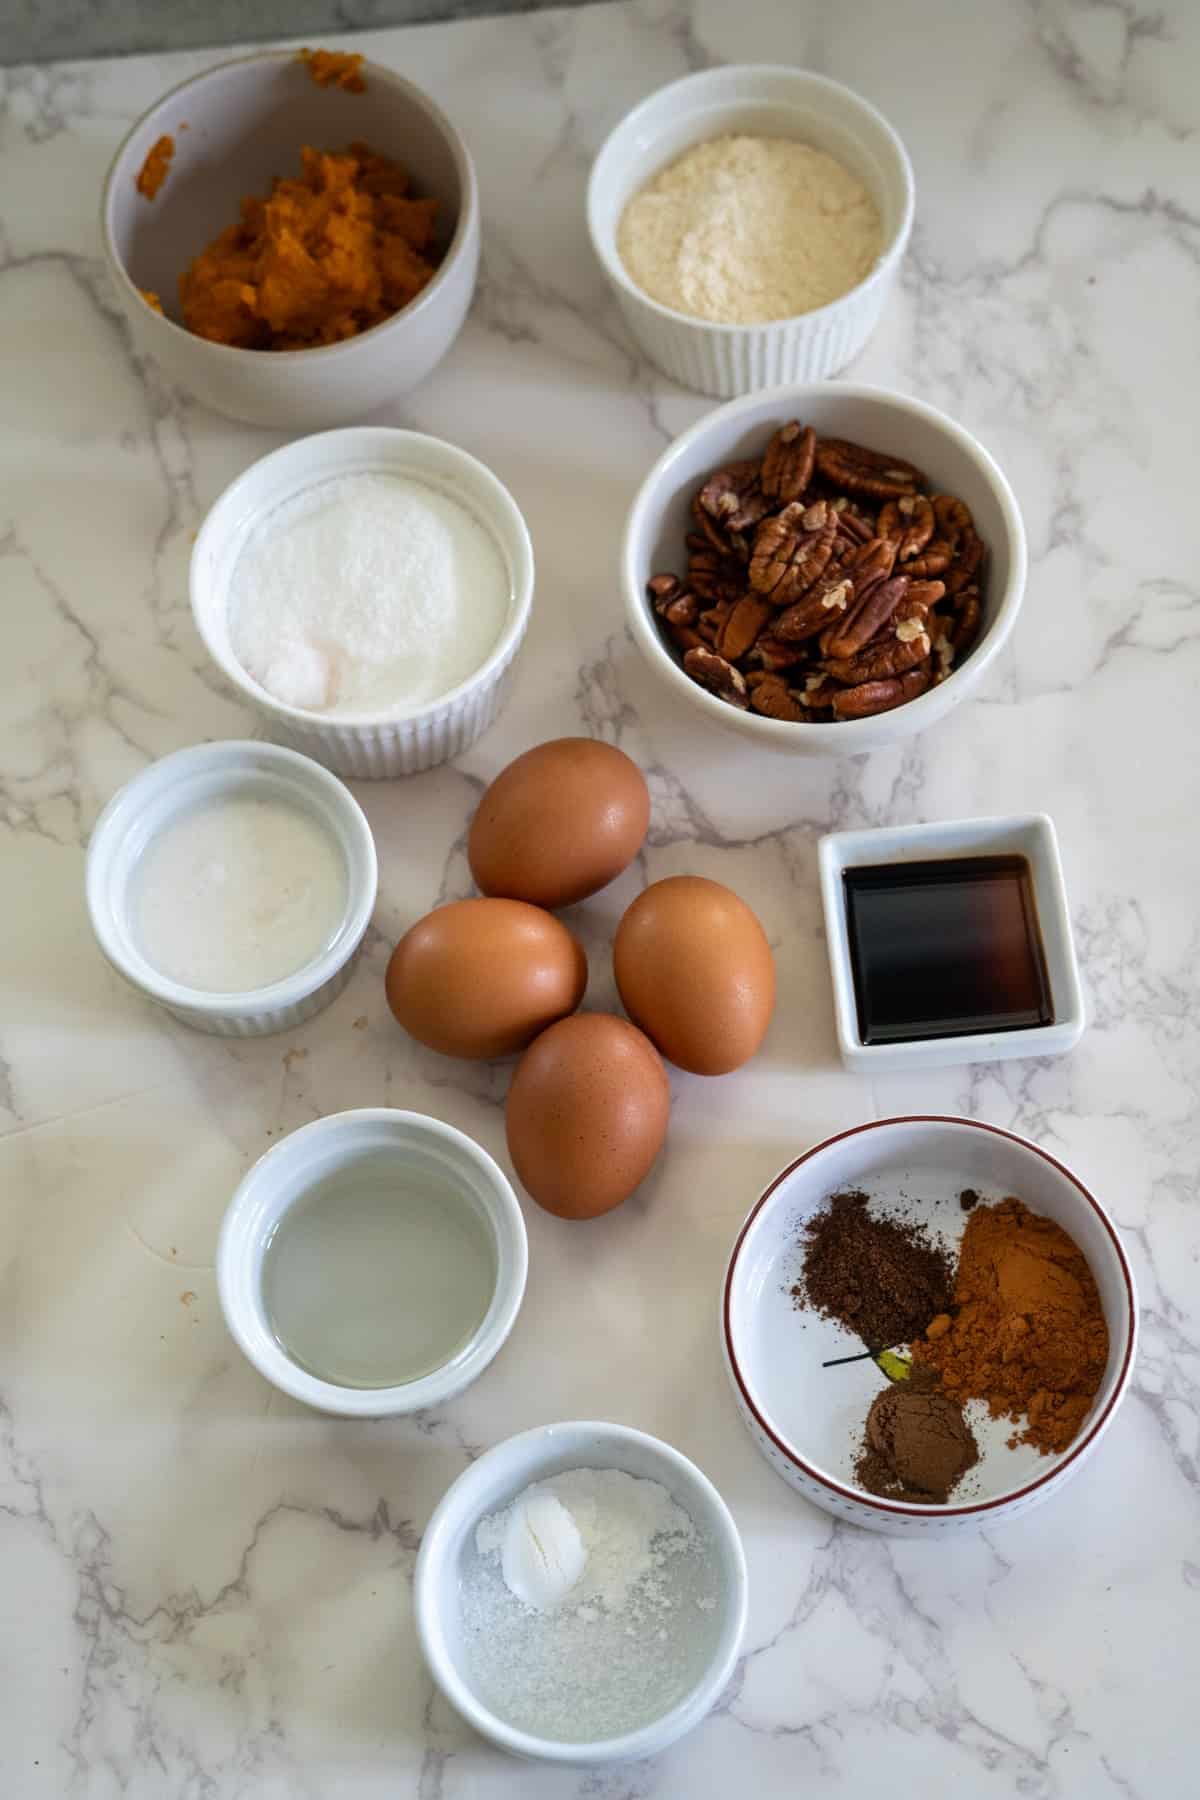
<box><xmin>190</xmin><ymin>428</ymin><xmax>534</xmax><ymax>779</ymax></box>
<box><xmin>587</xmin><ymin>65</ymin><xmax>914</xmax><ymax>399</ymax></box>
<box><xmin>85</xmin><ymin>740</ymin><xmax>377</xmax><ymax>1036</ymax></box>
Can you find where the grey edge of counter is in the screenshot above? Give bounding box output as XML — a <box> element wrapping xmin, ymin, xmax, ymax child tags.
<box><xmin>4</xmin><ymin>0</ymin><xmax>601</xmax><ymax>68</ymax></box>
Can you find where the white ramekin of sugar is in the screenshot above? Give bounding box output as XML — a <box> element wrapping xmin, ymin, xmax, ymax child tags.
<box><xmin>85</xmin><ymin>740</ymin><xmax>378</xmax><ymax>1036</ymax></box>
<box><xmin>190</xmin><ymin>427</ymin><xmax>535</xmax><ymax>780</ymax></box>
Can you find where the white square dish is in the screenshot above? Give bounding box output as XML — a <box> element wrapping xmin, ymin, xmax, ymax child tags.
<box><xmin>818</xmin><ymin>814</ymin><xmax>1084</xmax><ymax>1074</ymax></box>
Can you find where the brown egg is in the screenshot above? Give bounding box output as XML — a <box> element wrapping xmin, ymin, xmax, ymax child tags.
<box><xmin>386</xmin><ymin>898</ymin><xmax>586</xmax><ymax>1059</ymax></box>
<box><xmin>468</xmin><ymin>737</ymin><xmax>651</xmax><ymax>909</ymax></box>
<box><xmin>505</xmin><ymin>1012</ymin><xmax>670</xmax><ymax>1219</ymax></box>
<box><xmin>614</xmin><ymin>875</ymin><xmax>775</xmax><ymax>1076</ymax></box>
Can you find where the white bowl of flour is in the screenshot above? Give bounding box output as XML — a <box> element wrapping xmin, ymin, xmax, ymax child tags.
<box><xmin>415</xmin><ymin>1421</ymin><xmax>747</xmax><ymax>1764</ymax></box>
<box><xmin>588</xmin><ymin>64</ymin><xmax>914</xmax><ymax>398</ymax></box>
<box><xmin>191</xmin><ymin>427</ymin><xmax>534</xmax><ymax>778</ymax></box>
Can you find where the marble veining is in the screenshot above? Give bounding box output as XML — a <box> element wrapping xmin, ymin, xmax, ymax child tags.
<box><xmin>1</xmin><ymin>0</ymin><xmax>1198</xmax><ymax>1793</ymax></box>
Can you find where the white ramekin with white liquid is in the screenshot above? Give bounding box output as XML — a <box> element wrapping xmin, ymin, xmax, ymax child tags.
<box><xmin>85</xmin><ymin>739</ymin><xmax>377</xmax><ymax>1036</ymax></box>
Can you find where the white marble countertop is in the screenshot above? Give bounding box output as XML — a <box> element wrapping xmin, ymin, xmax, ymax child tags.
<box><xmin>2</xmin><ymin>1</ymin><xmax>1197</xmax><ymax>1793</ymax></box>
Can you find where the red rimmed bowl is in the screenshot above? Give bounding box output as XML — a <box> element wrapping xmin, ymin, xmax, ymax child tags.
<box><xmin>722</xmin><ymin>1117</ymin><xmax>1137</xmax><ymax>1536</ymax></box>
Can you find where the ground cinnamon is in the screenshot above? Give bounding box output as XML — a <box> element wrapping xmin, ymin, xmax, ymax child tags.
<box><xmin>913</xmin><ymin>1196</ymin><xmax>1108</xmax><ymax>1453</ymax></box>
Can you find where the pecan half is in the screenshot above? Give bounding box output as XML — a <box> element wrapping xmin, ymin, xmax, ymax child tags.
<box><xmin>690</xmin><ymin>496</ymin><xmax>733</xmax><ymax>556</ymax></box>
<box><xmin>683</xmin><ymin>646</ymin><xmax>749</xmax><ymax>709</ymax></box>
<box><xmin>752</xmin><ymin>633</ymin><xmax>809</xmax><ymax>673</ymax></box>
<box><xmin>648</xmin><ymin>574</ymin><xmax>699</xmax><ymax>627</ymax></box>
<box><xmin>665</xmin><ymin>621</ymin><xmax>705</xmax><ymax>655</ymax></box>
<box><xmin>932</xmin><ymin>494</ymin><xmax>975</xmax><ymax>542</ymax></box>
<box><xmin>696</xmin><ymin>461</ymin><xmax>770</xmax><ymax>537</ymax></box>
<box><xmin>697</xmin><ymin>599</ymin><xmax>733</xmax><ymax>645</ymax></box>
<box><xmin>815</xmin><ymin>437</ymin><xmax>926</xmax><ymax>498</ymax></box>
<box><xmin>904</xmin><ymin>538</ymin><xmax>953</xmax><ymax>578</ymax></box>
<box><xmin>950</xmin><ymin>588</ymin><xmax>982</xmax><ymax>654</ymax></box>
<box><xmin>820</xmin><ymin>573</ymin><xmax>909</xmax><ymax>661</ymax></box>
<box><xmin>831</xmin><ymin>667</ymin><xmax>931</xmax><ymax>720</ymax></box>
<box><xmin>829</xmin><ymin>496</ymin><xmax>876</xmax><ymax>547</ymax></box>
<box><xmin>746</xmin><ymin>671</ymin><xmax>808</xmax><ymax>721</ymax></box>
<box><xmin>797</xmin><ymin>674</ymin><xmax>841</xmax><ymax>710</ymax></box>
<box><xmin>761</xmin><ymin>422</ymin><xmax>816</xmax><ymax>503</ymax></box>
<box><xmin>717</xmin><ymin>593</ymin><xmax>772</xmax><ymax>661</ymax></box>
<box><xmin>943</xmin><ymin>528</ymin><xmax>985</xmax><ymax>595</ymax></box>
<box><xmin>772</xmin><ymin>573</ymin><xmax>853</xmax><ymax>643</ymax></box>
<box><xmin>749</xmin><ymin>500</ymin><xmax>837</xmax><ymax>605</ymax></box>
<box><xmin>686</xmin><ymin>538</ymin><xmax>744</xmax><ymax>604</ymax></box>
<box><xmin>878</xmin><ymin>494</ymin><xmax>936</xmax><ymax>561</ymax></box>
<box><xmin>903</xmin><ymin>579</ymin><xmax>946</xmax><ymax>616</ymax></box>
<box><xmin>823</xmin><ymin>624</ymin><xmax>931</xmax><ymax>686</ymax></box>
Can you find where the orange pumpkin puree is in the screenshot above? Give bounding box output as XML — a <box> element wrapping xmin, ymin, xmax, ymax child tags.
<box><xmin>139</xmin><ymin>289</ymin><xmax>164</xmax><ymax>313</ymax></box>
<box><xmin>135</xmin><ymin>135</ymin><xmax>174</xmax><ymax>199</ymax></box>
<box><xmin>177</xmin><ymin>143</ymin><xmax>440</xmax><ymax>350</ymax></box>
<box><xmin>299</xmin><ymin>48</ymin><xmax>367</xmax><ymax>92</ymax></box>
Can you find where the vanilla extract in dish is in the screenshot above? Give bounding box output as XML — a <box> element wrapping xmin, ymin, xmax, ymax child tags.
<box><xmin>843</xmin><ymin>855</ymin><xmax>1053</xmax><ymax>1045</ymax></box>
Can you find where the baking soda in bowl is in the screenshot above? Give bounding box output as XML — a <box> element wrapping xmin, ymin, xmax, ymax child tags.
<box><xmin>229</xmin><ymin>471</ymin><xmax>511</xmax><ymax>715</ymax></box>
<box><xmin>459</xmin><ymin>1467</ymin><xmax>725</xmax><ymax>1742</ymax></box>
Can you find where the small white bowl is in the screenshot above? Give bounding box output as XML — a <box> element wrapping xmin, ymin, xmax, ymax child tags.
<box><xmin>819</xmin><ymin>813</ymin><xmax>1085</xmax><ymax>1073</ymax></box>
<box><xmin>723</xmin><ymin>1117</ymin><xmax>1138</xmax><ymax>1537</ymax></box>
<box><xmin>191</xmin><ymin>427</ymin><xmax>535</xmax><ymax>779</ymax></box>
<box><xmin>85</xmin><ymin>740</ymin><xmax>377</xmax><ymax>1036</ymax></box>
<box><xmin>623</xmin><ymin>381</ymin><xmax>1026</xmax><ymax>755</ymax></box>
<box><xmin>102</xmin><ymin>51</ymin><xmax>479</xmax><ymax>431</ymax></box>
<box><xmin>217</xmin><ymin>1109</ymin><xmax>528</xmax><ymax>1416</ymax></box>
<box><xmin>588</xmin><ymin>64</ymin><xmax>914</xmax><ymax>398</ymax></box>
<box><xmin>414</xmin><ymin>1421</ymin><xmax>747</xmax><ymax>1763</ymax></box>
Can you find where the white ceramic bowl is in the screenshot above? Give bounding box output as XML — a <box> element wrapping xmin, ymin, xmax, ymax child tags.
<box><xmin>723</xmin><ymin>1117</ymin><xmax>1138</xmax><ymax>1536</ymax></box>
<box><xmin>191</xmin><ymin>426</ymin><xmax>535</xmax><ymax>778</ymax></box>
<box><xmin>101</xmin><ymin>51</ymin><xmax>479</xmax><ymax>430</ymax></box>
<box><xmin>217</xmin><ymin>1109</ymin><xmax>528</xmax><ymax>1416</ymax></box>
<box><xmin>414</xmin><ymin>1421</ymin><xmax>747</xmax><ymax>1763</ymax></box>
<box><xmin>819</xmin><ymin>813</ymin><xmax>1086</xmax><ymax>1073</ymax></box>
<box><xmin>588</xmin><ymin>64</ymin><xmax>913</xmax><ymax>398</ymax></box>
<box><xmin>85</xmin><ymin>739</ymin><xmax>377</xmax><ymax>1036</ymax></box>
<box><xmin>623</xmin><ymin>381</ymin><xmax>1026</xmax><ymax>755</ymax></box>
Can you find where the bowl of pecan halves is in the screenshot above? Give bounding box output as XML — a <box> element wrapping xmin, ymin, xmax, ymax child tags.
<box><xmin>622</xmin><ymin>384</ymin><xmax>1026</xmax><ymax>751</ymax></box>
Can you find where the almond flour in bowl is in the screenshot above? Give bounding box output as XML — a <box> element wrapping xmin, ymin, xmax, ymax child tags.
<box><xmin>617</xmin><ymin>134</ymin><xmax>883</xmax><ymax>325</ymax></box>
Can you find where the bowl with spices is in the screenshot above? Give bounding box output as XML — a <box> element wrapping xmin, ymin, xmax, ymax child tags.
<box><xmin>101</xmin><ymin>49</ymin><xmax>479</xmax><ymax>430</ymax></box>
<box><xmin>414</xmin><ymin>1421</ymin><xmax>747</xmax><ymax>1763</ymax></box>
<box><xmin>588</xmin><ymin>64</ymin><xmax>913</xmax><ymax>398</ymax></box>
<box><xmin>190</xmin><ymin>425</ymin><xmax>534</xmax><ymax>778</ymax></box>
<box><xmin>723</xmin><ymin>1117</ymin><xmax>1137</xmax><ymax>1536</ymax></box>
<box><xmin>85</xmin><ymin>739</ymin><xmax>377</xmax><ymax>1035</ymax></box>
<box><xmin>623</xmin><ymin>381</ymin><xmax>1025</xmax><ymax>750</ymax></box>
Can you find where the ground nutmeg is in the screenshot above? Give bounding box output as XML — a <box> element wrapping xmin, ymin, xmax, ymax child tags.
<box><xmin>795</xmin><ymin>1189</ymin><xmax>955</xmax><ymax>1351</ymax></box>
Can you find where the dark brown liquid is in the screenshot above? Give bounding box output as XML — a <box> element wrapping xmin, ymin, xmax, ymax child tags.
<box><xmin>843</xmin><ymin>855</ymin><xmax>1054</xmax><ymax>1045</ymax></box>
